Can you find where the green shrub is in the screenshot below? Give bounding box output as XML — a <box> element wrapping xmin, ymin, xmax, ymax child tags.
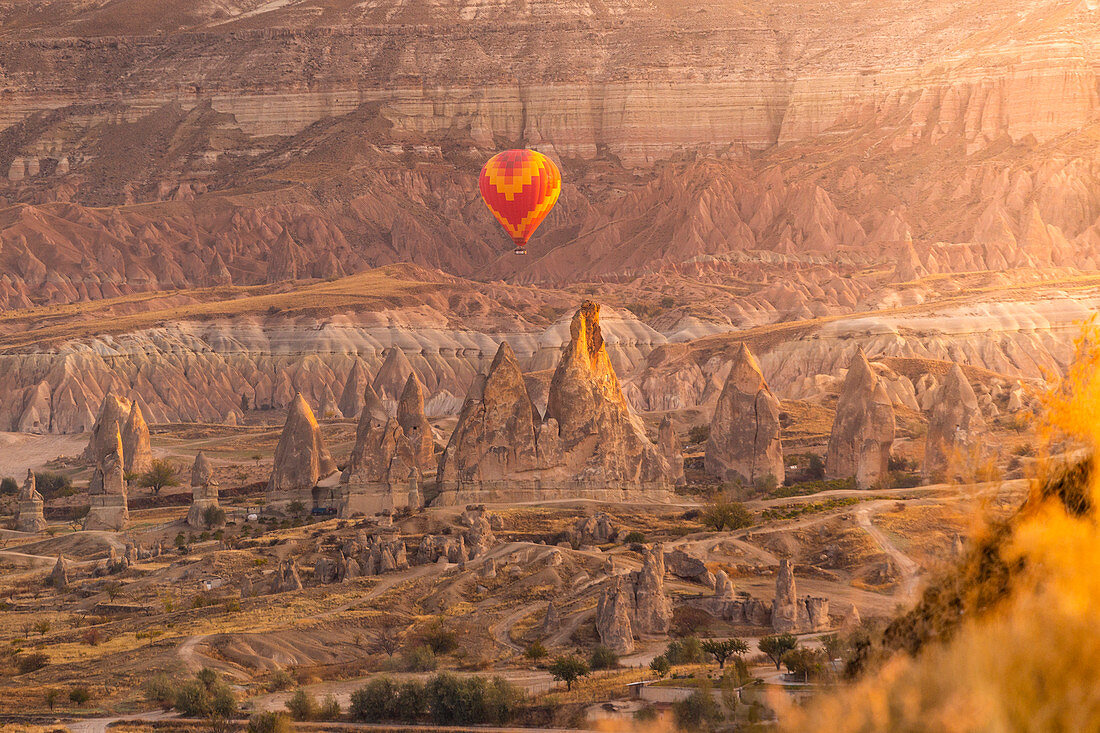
<box><xmin>286</xmin><ymin>689</ymin><xmax>315</xmax><ymax>721</ymax></box>
<box><xmin>173</xmin><ymin>668</ymin><xmax>237</xmax><ymax>719</ymax></box>
<box><xmin>69</xmin><ymin>687</ymin><xmax>91</xmax><ymax>705</ymax></box>
<box><xmin>350</xmin><ymin>677</ymin><xmax>426</xmax><ymax>723</ymax></box>
<box><xmin>589</xmin><ymin>644</ymin><xmax>619</xmax><ymax>670</ymax></box>
<box><xmin>701</xmin><ymin>501</ymin><xmax>753</xmax><ymax>531</ymax></box>
<box><xmin>401</xmin><ymin>644</ymin><xmax>437</xmax><ymax>672</ymax></box>
<box><xmin>425</xmin><ymin>673</ymin><xmax>521</xmax><ymax>726</ymax></box>
<box><xmin>144</xmin><ymin>674</ymin><xmax>177</xmax><ymax>709</ymax></box>
<box><xmin>267</xmin><ymin>669</ymin><xmax>293</xmax><ymax>692</ymax></box>
<box><xmin>35</xmin><ymin>471</ymin><xmax>74</xmax><ymax>499</ymax></box>
<box><xmin>525</xmin><ymin>641</ymin><xmax>548</xmax><ymax>660</ymax></box>
<box><xmin>318</xmin><ymin>694</ymin><xmax>341</xmax><ymax>721</ymax></box>
<box><xmin>672</xmin><ymin>683</ymin><xmax>724</xmax><ymax>731</ymax></box>
<box><xmin>665</xmin><ymin>636</ymin><xmax>705</xmax><ymax>665</ymax></box>
<box><xmin>203</xmin><ymin>505</ymin><xmax>227</xmax><ymax>528</ymax></box>
<box><xmin>17</xmin><ymin>652</ymin><xmax>49</xmax><ymax>674</ymax></box>
<box><xmin>248</xmin><ymin>712</ymin><xmax>292</xmax><ymax>733</ymax></box>
<box><xmin>421</xmin><ymin>621</ymin><xmax>458</xmax><ymax>654</ymax></box>
<box><xmin>649</xmin><ymin>655</ymin><xmax>671</xmax><ymax>678</ymax></box>
<box><xmin>622</xmin><ymin>531</ymin><xmax>646</xmax><ymax>544</ymax></box>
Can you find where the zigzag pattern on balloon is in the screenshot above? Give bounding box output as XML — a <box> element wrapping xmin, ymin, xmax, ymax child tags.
<box><xmin>479</xmin><ymin>149</ymin><xmax>561</xmax><ymax>250</ymax></box>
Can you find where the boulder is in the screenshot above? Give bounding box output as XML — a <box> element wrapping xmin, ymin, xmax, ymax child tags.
<box><xmin>573</xmin><ymin>512</ymin><xmax>618</xmax><ymax>545</ymax></box>
<box><xmin>271</xmin><ymin>559</ymin><xmax>303</xmax><ymax>593</ymax></box>
<box><xmin>713</xmin><ymin>569</ymin><xmax>735</xmax><ymax>600</ymax></box>
<box><xmin>16</xmin><ymin>469</ymin><xmax>46</xmax><ymax>533</ymax></box>
<box><xmin>825</xmin><ymin>349</ymin><xmax>896</xmax><ymax>488</ymax></box>
<box><xmin>924</xmin><ymin>364</ymin><xmax>986</xmax><ymax>481</ymax></box>
<box><xmin>665</xmin><ymin>548</ymin><xmax>715</xmax><ymax>587</ymax></box>
<box><xmin>705</xmin><ymin>343</ymin><xmax>784</xmax><ymax>487</ymax></box>
<box><xmin>268</xmin><ymin>392</ymin><xmax>337</xmax><ymax>499</ymax></box>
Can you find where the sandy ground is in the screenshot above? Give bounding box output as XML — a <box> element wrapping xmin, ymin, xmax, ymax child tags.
<box><xmin>0</xmin><ymin>432</ymin><xmax>86</xmax><ymax>478</ymax></box>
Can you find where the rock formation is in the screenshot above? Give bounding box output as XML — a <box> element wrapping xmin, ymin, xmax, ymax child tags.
<box><xmin>121</xmin><ymin>402</ymin><xmax>153</xmax><ymax>475</ymax></box>
<box><xmin>372</xmin><ymin>348</ymin><xmax>416</xmax><ymax>410</ymax></box>
<box><xmin>924</xmin><ymin>364</ymin><xmax>986</xmax><ymax>481</ymax></box>
<box><xmin>49</xmin><ymin>555</ymin><xmax>69</xmax><ymax>589</ymax></box>
<box><xmin>658</xmin><ymin>416</ymin><xmax>686</xmax><ymax>486</ymax></box>
<box><xmin>85</xmin><ymin>394</ymin><xmax>152</xmax><ymax>475</ymax></box>
<box><xmin>713</xmin><ymin>569</ymin><xmax>735</xmax><ymax>600</ymax></box>
<box><xmin>186</xmin><ymin>453</ymin><xmax>222</xmax><ymax>529</ymax></box>
<box><xmin>826</xmin><ymin>349</ymin><xmax>896</xmax><ymax>488</ymax></box>
<box><xmin>665</xmin><ymin>548</ymin><xmax>716</xmax><ymax>588</ymax></box>
<box><xmin>541</xmin><ymin>601</ymin><xmax>560</xmax><ymax>636</ymax></box>
<box><xmin>397</xmin><ymin>373</ymin><xmax>435</xmax><ymax>474</ymax></box>
<box><xmin>15</xmin><ymin>469</ymin><xmax>46</xmax><ymax>533</ymax></box>
<box><xmin>84</xmin><ymin>427</ymin><xmax>129</xmax><ymax>531</ymax></box>
<box><xmin>573</xmin><ymin>512</ymin><xmax>619</xmax><ymax>546</ymax></box>
<box><xmin>271</xmin><ymin>559</ymin><xmax>303</xmax><ymax>593</ymax></box>
<box><xmin>436</xmin><ymin>341</ymin><xmax>541</xmax><ymax>498</ymax></box>
<box><xmin>268</xmin><ymin>392</ymin><xmax>337</xmax><ymax>501</ymax></box>
<box><xmin>595</xmin><ymin>544</ymin><xmax>672</xmax><ymax>654</ymax></box>
<box><xmin>544</xmin><ymin>301</ymin><xmax>674</xmax><ymax>493</ymax></box>
<box><xmin>339</xmin><ymin>383</ymin><xmax>419</xmax><ymax>516</ymax></box>
<box><xmin>771</xmin><ymin>559</ymin><xmax>829</xmax><ymax>633</ymax></box>
<box><xmin>338</xmin><ymin>359</ymin><xmax>370</xmax><ymax>419</ymax></box>
<box><xmin>596</xmin><ymin>576</ymin><xmax>636</xmax><ymax>655</ymax></box>
<box><xmin>705</xmin><ymin>343</ymin><xmax>784</xmax><ymax>487</ymax></box>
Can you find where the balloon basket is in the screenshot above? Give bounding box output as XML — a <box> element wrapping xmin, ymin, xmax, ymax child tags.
<box><xmin>513</xmin><ymin>247</ymin><xmax>527</xmax><ymax>255</ymax></box>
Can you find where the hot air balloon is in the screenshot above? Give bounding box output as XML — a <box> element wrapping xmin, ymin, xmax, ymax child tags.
<box><xmin>479</xmin><ymin>149</ymin><xmax>561</xmax><ymax>255</ymax></box>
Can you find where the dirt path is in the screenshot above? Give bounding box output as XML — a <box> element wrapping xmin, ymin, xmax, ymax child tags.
<box><xmin>0</xmin><ymin>431</ymin><xmax>86</xmax><ymax>477</ymax></box>
<box><xmin>856</xmin><ymin>507</ymin><xmax>920</xmax><ymax>600</ymax></box>
<box><xmin>178</xmin><ymin>562</ymin><xmax>445</xmax><ymax>674</ymax></box>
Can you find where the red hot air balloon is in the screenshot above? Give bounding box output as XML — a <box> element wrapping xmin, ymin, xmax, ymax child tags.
<box><xmin>478</xmin><ymin>149</ymin><xmax>561</xmax><ymax>255</ymax></box>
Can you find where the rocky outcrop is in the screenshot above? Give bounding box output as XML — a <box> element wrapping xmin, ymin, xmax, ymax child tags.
<box><xmin>713</xmin><ymin>569</ymin><xmax>735</xmax><ymax>600</ymax></box>
<box><xmin>924</xmin><ymin>365</ymin><xmax>986</xmax><ymax>481</ymax></box>
<box><xmin>665</xmin><ymin>548</ymin><xmax>716</xmax><ymax>588</ymax></box>
<box><xmin>268</xmin><ymin>392</ymin><xmax>337</xmax><ymax>500</ymax></box>
<box><xmin>826</xmin><ymin>349</ymin><xmax>896</xmax><ymax>488</ymax></box>
<box><xmin>435</xmin><ymin>342</ymin><xmax>542</xmax><ymax>500</ymax></box>
<box><xmin>186</xmin><ymin>452</ymin><xmax>222</xmax><ymax>529</ymax></box>
<box><xmin>573</xmin><ymin>512</ymin><xmax>619</xmax><ymax>546</ymax></box>
<box><xmin>595</xmin><ymin>544</ymin><xmax>672</xmax><ymax>654</ymax></box>
<box><xmin>705</xmin><ymin>343</ymin><xmax>784</xmax><ymax>487</ymax></box>
<box><xmin>771</xmin><ymin>559</ymin><xmax>829</xmax><ymax>633</ymax></box>
<box><xmin>271</xmin><ymin>559</ymin><xmax>303</xmax><ymax>593</ymax></box>
<box><xmin>541</xmin><ymin>601</ymin><xmax>560</xmax><ymax>636</ymax></box>
<box><xmin>48</xmin><ymin>555</ymin><xmax>69</xmax><ymax>589</ymax></box>
<box><xmin>544</xmin><ymin>301</ymin><xmax>675</xmax><ymax>494</ymax></box>
<box><xmin>373</xmin><ymin>348</ymin><xmax>416</xmax><ymax>411</ymax></box>
<box><xmin>397</xmin><ymin>373</ymin><xmax>435</xmax><ymax>474</ymax></box>
<box><xmin>16</xmin><ymin>470</ymin><xmax>46</xmax><ymax>533</ymax></box>
<box><xmin>121</xmin><ymin>402</ymin><xmax>153</xmax><ymax>475</ymax></box>
<box><xmin>338</xmin><ymin>359</ymin><xmax>370</xmax><ymax>419</ymax></box>
<box><xmin>596</xmin><ymin>575</ymin><xmax>636</xmax><ymax>655</ymax></box>
<box><xmin>458</xmin><ymin>505</ymin><xmax>498</xmax><ymax>559</ymax></box>
<box><xmin>85</xmin><ymin>394</ymin><xmax>152</xmax><ymax>475</ymax></box>
<box><xmin>339</xmin><ymin>383</ymin><xmax>418</xmax><ymax>516</ymax></box>
<box><xmin>658</xmin><ymin>416</ymin><xmax>686</xmax><ymax>486</ymax></box>
<box><xmin>84</xmin><ymin>427</ymin><xmax>129</xmax><ymax>531</ymax></box>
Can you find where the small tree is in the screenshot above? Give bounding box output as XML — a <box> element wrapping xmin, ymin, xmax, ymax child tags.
<box><xmin>203</xmin><ymin>505</ymin><xmax>226</xmax><ymax>529</ymax></box>
<box><xmin>701</xmin><ymin>638</ymin><xmax>748</xmax><ymax>669</ymax></box>
<box><xmin>17</xmin><ymin>652</ymin><xmax>49</xmax><ymax>674</ymax></box>
<box><xmin>287</xmin><ymin>500</ymin><xmax>306</xmax><ymax>517</ymax></box>
<box><xmin>665</xmin><ymin>636</ymin><xmax>705</xmax><ymax>665</ymax></box>
<box><xmin>69</xmin><ymin>687</ymin><xmax>91</xmax><ymax>705</ymax></box>
<box><xmin>783</xmin><ymin>647</ymin><xmax>829</xmax><ymax>682</ymax></box>
<box><xmin>589</xmin><ymin>644</ymin><xmax>619</xmax><ymax>670</ymax></box>
<box><xmin>702</xmin><ymin>500</ymin><xmax>753</xmax><ymax>531</ymax></box>
<box><xmin>649</xmin><ymin>655</ymin><xmax>671</xmax><ymax>679</ymax></box>
<box><xmin>318</xmin><ymin>695</ymin><xmax>340</xmax><ymax>720</ymax></box>
<box><xmin>139</xmin><ymin>459</ymin><xmax>179</xmax><ymax>496</ymax></box>
<box><xmin>45</xmin><ymin>689</ymin><xmax>61</xmax><ymax>711</ymax></box>
<box><xmin>548</xmin><ymin>655</ymin><xmax>589</xmax><ymax>691</ymax></box>
<box><xmin>525</xmin><ymin>641</ymin><xmax>548</xmax><ymax>661</ymax></box>
<box><xmin>759</xmin><ymin>633</ymin><xmax>798</xmax><ymax>670</ymax></box>
<box><xmin>672</xmin><ymin>682</ymin><xmax>724</xmax><ymax>731</ymax></box>
<box><xmin>248</xmin><ymin>712</ymin><xmax>292</xmax><ymax>733</ymax></box>
<box><xmin>286</xmin><ymin>689</ymin><xmax>316</xmax><ymax>721</ymax></box>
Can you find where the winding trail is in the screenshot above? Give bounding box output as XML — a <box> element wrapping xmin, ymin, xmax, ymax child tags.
<box><xmin>856</xmin><ymin>507</ymin><xmax>920</xmax><ymax>600</ymax></box>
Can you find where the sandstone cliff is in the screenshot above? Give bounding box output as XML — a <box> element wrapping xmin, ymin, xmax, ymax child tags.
<box><xmin>339</xmin><ymin>382</ymin><xmax>418</xmax><ymax>517</ymax></box>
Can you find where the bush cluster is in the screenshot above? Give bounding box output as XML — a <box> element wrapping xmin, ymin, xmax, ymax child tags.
<box><xmin>350</xmin><ymin>673</ymin><xmax>521</xmax><ymax>726</ymax></box>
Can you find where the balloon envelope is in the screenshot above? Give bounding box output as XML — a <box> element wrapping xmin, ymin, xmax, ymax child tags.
<box><xmin>479</xmin><ymin>149</ymin><xmax>561</xmax><ymax>254</ymax></box>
